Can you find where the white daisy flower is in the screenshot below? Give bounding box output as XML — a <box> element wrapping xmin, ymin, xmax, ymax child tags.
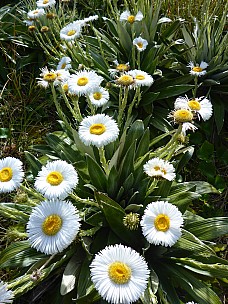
<box><xmin>36</xmin><ymin>0</ymin><xmax>56</xmax><ymax>8</ymax></box>
<box><xmin>88</xmin><ymin>87</ymin><xmax>110</xmax><ymax>107</ymax></box>
<box><xmin>60</xmin><ymin>22</ymin><xmax>82</xmax><ymax>41</ymax></box>
<box><xmin>68</xmin><ymin>70</ymin><xmax>103</xmax><ymax>96</ymax></box>
<box><xmin>133</xmin><ymin>37</ymin><xmax>148</xmax><ymax>52</ymax></box>
<box><xmin>174</xmin><ymin>96</ymin><xmax>213</xmax><ymax>121</ymax></box>
<box><xmin>57</xmin><ymin>56</ymin><xmax>72</xmax><ymax>70</ymax></box>
<box><xmin>187</xmin><ymin>61</ymin><xmax>208</xmax><ymax>76</ymax></box>
<box><xmin>37</xmin><ymin>67</ymin><xmax>58</xmax><ymax>88</ymax></box>
<box><xmin>34</xmin><ymin>160</ymin><xmax>79</xmax><ymax>200</ymax></box>
<box><xmin>182</xmin><ymin>122</ymin><xmax>198</xmax><ymax>135</ymax></box>
<box><xmin>140</xmin><ymin>201</ymin><xmax>184</xmax><ymax>247</ymax></box>
<box><xmin>27</xmin><ymin>200</ymin><xmax>81</xmax><ymax>255</ymax></box>
<box><xmin>120</xmin><ymin>10</ymin><xmax>143</xmax><ymax>24</ymax></box>
<box><xmin>108</xmin><ymin>60</ymin><xmax>130</xmax><ymax>77</ymax></box>
<box><xmin>90</xmin><ymin>244</ymin><xmax>149</xmax><ymax>304</ymax></box>
<box><xmin>0</xmin><ymin>157</ymin><xmax>24</xmax><ymax>193</ymax></box>
<box><xmin>78</xmin><ymin>114</ymin><xmax>119</xmax><ymax>147</ymax></box>
<box><xmin>129</xmin><ymin>70</ymin><xmax>154</xmax><ymax>87</ymax></box>
<box><xmin>53</xmin><ymin>69</ymin><xmax>70</xmax><ymax>86</ymax></box>
<box><xmin>143</xmin><ymin>158</ymin><xmax>176</xmax><ymax>181</ymax></box>
<box><xmin>27</xmin><ymin>8</ymin><xmax>45</xmax><ymax>19</ymax></box>
<box><xmin>0</xmin><ymin>281</ymin><xmax>14</xmax><ymax>303</ymax></box>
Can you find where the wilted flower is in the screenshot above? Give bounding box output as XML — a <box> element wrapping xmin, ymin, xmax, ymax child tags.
<box><xmin>115</xmin><ymin>73</ymin><xmax>134</xmax><ymax>87</ymax></box>
<box><xmin>79</xmin><ymin>114</ymin><xmax>119</xmax><ymax>147</ymax></box>
<box><xmin>141</xmin><ymin>201</ymin><xmax>184</xmax><ymax>247</ymax></box>
<box><xmin>187</xmin><ymin>61</ymin><xmax>208</xmax><ymax>76</ymax></box>
<box><xmin>27</xmin><ymin>200</ymin><xmax>81</xmax><ymax>254</ymax></box>
<box><xmin>37</xmin><ymin>67</ymin><xmax>58</xmax><ymax>88</ymax></box>
<box><xmin>120</xmin><ymin>10</ymin><xmax>143</xmax><ymax>24</ymax></box>
<box><xmin>108</xmin><ymin>60</ymin><xmax>130</xmax><ymax>77</ymax></box>
<box><xmin>34</xmin><ymin>160</ymin><xmax>79</xmax><ymax>200</ymax></box>
<box><xmin>133</xmin><ymin>37</ymin><xmax>148</xmax><ymax>52</ymax></box>
<box><xmin>90</xmin><ymin>244</ymin><xmax>149</xmax><ymax>304</ymax></box>
<box><xmin>0</xmin><ymin>157</ymin><xmax>24</xmax><ymax>193</ymax></box>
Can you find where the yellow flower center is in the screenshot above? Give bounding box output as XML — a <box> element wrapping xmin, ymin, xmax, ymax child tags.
<box><xmin>43</xmin><ymin>72</ymin><xmax>57</xmax><ymax>81</ymax></box>
<box><xmin>61</xmin><ymin>63</ymin><xmax>66</xmax><ymax>69</ymax></box>
<box><xmin>43</xmin><ymin>0</ymin><xmax>49</xmax><ymax>4</ymax></box>
<box><xmin>192</xmin><ymin>66</ymin><xmax>203</xmax><ymax>72</ymax></box>
<box><xmin>108</xmin><ymin>262</ymin><xmax>131</xmax><ymax>284</ymax></box>
<box><xmin>0</xmin><ymin>167</ymin><xmax>13</xmax><ymax>182</ymax></box>
<box><xmin>161</xmin><ymin>169</ymin><xmax>167</xmax><ymax>175</ymax></box>
<box><xmin>174</xmin><ymin>109</ymin><xmax>193</xmax><ymax>123</ymax></box>
<box><xmin>42</xmin><ymin>214</ymin><xmax>62</xmax><ymax>236</ymax></box>
<box><xmin>116</xmin><ymin>64</ymin><xmax>129</xmax><ymax>71</ymax></box>
<box><xmin>93</xmin><ymin>92</ymin><xmax>102</xmax><ymax>100</ymax></box>
<box><xmin>137</xmin><ymin>42</ymin><xmax>143</xmax><ymax>48</ymax></box>
<box><xmin>116</xmin><ymin>75</ymin><xmax>134</xmax><ymax>86</ymax></box>
<box><xmin>62</xmin><ymin>83</ymin><xmax>68</xmax><ymax>91</ymax></box>
<box><xmin>154</xmin><ymin>166</ymin><xmax>161</xmax><ymax>171</ymax></box>
<box><xmin>188</xmin><ymin>99</ymin><xmax>201</xmax><ymax>111</ymax></box>
<box><xmin>33</xmin><ymin>10</ymin><xmax>39</xmax><ymax>14</ymax></box>
<box><xmin>154</xmin><ymin>214</ymin><xmax>170</xmax><ymax>232</ymax></box>
<box><xmin>127</xmin><ymin>15</ymin><xmax>135</xmax><ymax>24</ymax></box>
<box><xmin>90</xmin><ymin>123</ymin><xmax>106</xmax><ymax>135</ymax></box>
<box><xmin>46</xmin><ymin>171</ymin><xmax>63</xmax><ymax>186</ymax></box>
<box><xmin>67</xmin><ymin>30</ymin><xmax>76</xmax><ymax>36</ymax></box>
<box><xmin>135</xmin><ymin>74</ymin><xmax>145</xmax><ymax>80</ymax></box>
<box><xmin>77</xmin><ymin>77</ymin><xmax>89</xmax><ymax>86</ymax></box>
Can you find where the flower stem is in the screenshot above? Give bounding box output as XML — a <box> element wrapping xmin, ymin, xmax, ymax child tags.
<box><xmin>99</xmin><ymin>147</ymin><xmax>109</xmax><ymax>175</ymax></box>
<box><xmin>70</xmin><ymin>95</ymin><xmax>83</xmax><ymax>122</ymax></box>
<box><xmin>118</xmin><ymin>87</ymin><xmax>129</xmax><ymax>127</ymax></box>
<box><xmin>70</xmin><ymin>193</ymin><xmax>99</xmax><ymax>207</ymax></box>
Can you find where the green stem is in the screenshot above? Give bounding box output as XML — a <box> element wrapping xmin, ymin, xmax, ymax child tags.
<box><xmin>99</xmin><ymin>147</ymin><xmax>109</xmax><ymax>175</ymax></box>
<box><xmin>137</xmin><ymin>50</ymin><xmax>141</xmax><ymax>70</ymax></box>
<box><xmin>146</xmin><ymin>179</ymin><xmax>158</xmax><ymax>197</ymax></box>
<box><xmin>70</xmin><ymin>193</ymin><xmax>99</xmax><ymax>207</ymax></box>
<box><xmin>60</xmin><ymin>88</ymin><xmax>79</xmax><ymax>121</ymax></box>
<box><xmin>87</xmin><ymin>95</ymin><xmax>96</xmax><ymax>115</ymax></box>
<box><xmin>70</xmin><ymin>95</ymin><xmax>83</xmax><ymax>122</ymax></box>
<box><xmin>125</xmin><ymin>87</ymin><xmax>140</xmax><ymax>128</ymax></box>
<box><xmin>157</xmin><ymin>124</ymin><xmax>182</xmax><ymax>160</ymax></box>
<box><xmin>193</xmin><ymin>75</ymin><xmax>198</xmax><ymax>98</ymax></box>
<box><xmin>118</xmin><ymin>87</ymin><xmax>129</xmax><ymax>127</ymax></box>
<box><xmin>50</xmin><ymin>83</ymin><xmax>72</xmax><ymax>130</ymax></box>
<box><xmin>20</xmin><ymin>185</ymin><xmax>44</xmax><ymax>201</ymax></box>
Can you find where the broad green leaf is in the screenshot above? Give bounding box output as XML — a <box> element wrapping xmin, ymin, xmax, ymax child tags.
<box><xmin>154</xmin><ymin>85</ymin><xmax>195</xmax><ymax>99</ymax></box>
<box><xmin>185</xmin><ymin>217</ymin><xmax>228</xmax><ymax>240</ymax></box>
<box><xmin>60</xmin><ymin>246</ymin><xmax>85</xmax><ymax>295</ymax></box>
<box><xmin>0</xmin><ymin>241</ymin><xmax>44</xmax><ymax>268</ymax></box>
<box><xmin>86</xmin><ymin>154</ymin><xmax>107</xmax><ymax>192</ymax></box>
<box><xmin>172</xmin><ymin>257</ymin><xmax>228</xmax><ymax>278</ymax></box>
<box><xmin>167</xmin><ymin>264</ymin><xmax>222</xmax><ymax>304</ymax></box>
<box><xmin>174</xmin><ymin>229</ymin><xmax>215</xmax><ymax>255</ymax></box>
<box><xmin>95</xmin><ymin>192</ymin><xmax>141</xmax><ymax>246</ymax></box>
<box><xmin>25</xmin><ymin>151</ymin><xmax>42</xmax><ymax>177</ymax></box>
